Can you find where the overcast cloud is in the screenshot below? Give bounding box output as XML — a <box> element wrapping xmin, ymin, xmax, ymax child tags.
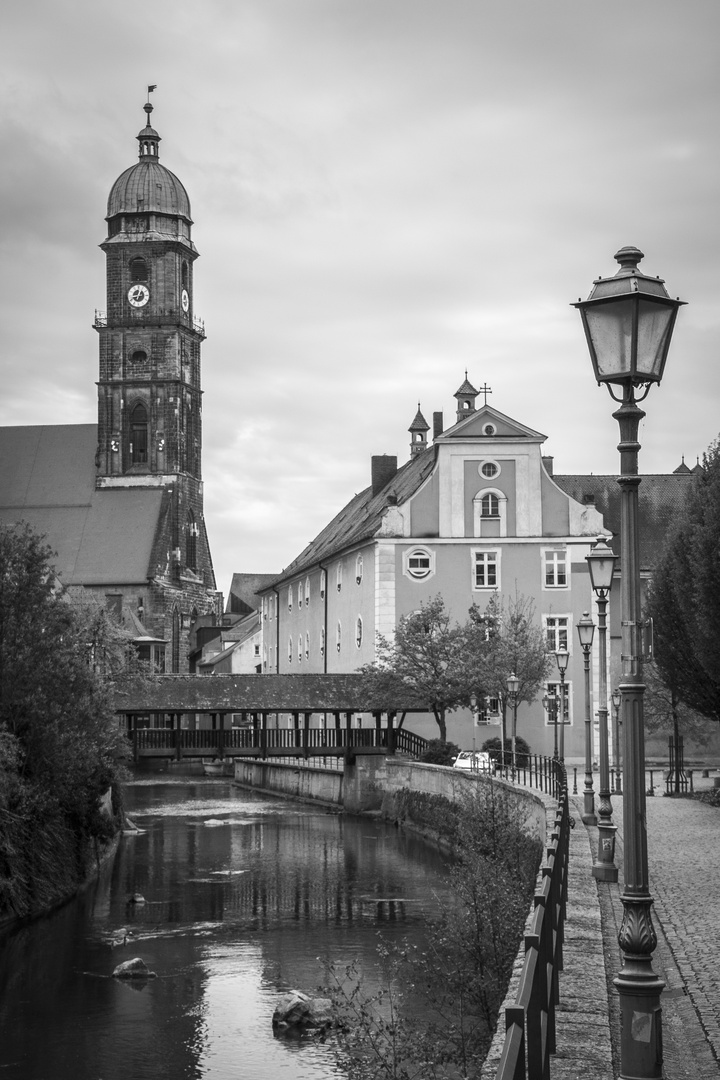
<box><xmin>2</xmin><ymin>1</ymin><xmax>719</xmax><ymax>596</ymax></box>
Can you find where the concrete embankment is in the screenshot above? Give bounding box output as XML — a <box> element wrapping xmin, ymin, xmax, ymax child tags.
<box><xmin>233</xmin><ymin>755</ymin><xmax>548</xmax><ymax>847</ymax></box>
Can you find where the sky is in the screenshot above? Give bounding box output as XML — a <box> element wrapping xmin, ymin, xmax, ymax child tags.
<box><xmin>2</xmin><ymin>1</ymin><xmax>720</xmax><ymax>600</ymax></box>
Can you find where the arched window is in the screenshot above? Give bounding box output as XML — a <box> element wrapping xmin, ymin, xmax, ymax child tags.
<box><xmin>336</xmin><ymin>621</ymin><xmax>342</xmax><ymax>652</ymax></box>
<box><xmin>181</xmin><ymin>261</ymin><xmax>189</xmax><ymax>288</ymax></box>
<box><xmin>186</xmin><ymin>512</ymin><xmax>198</xmax><ymax>571</ymax></box>
<box><xmin>297</xmin><ymin>581</ymin><xmax>303</xmax><ymax>608</ymax></box>
<box><xmin>288</xmin><ymin>588</ymin><xmax>293</xmax><ymax>612</ymax></box>
<box><xmin>305</xmin><ymin>578</ymin><xmax>311</xmax><ymax>605</ymax></box>
<box><xmin>336</xmin><ymin>564</ymin><xmax>343</xmax><ymax>592</ymax></box>
<box><xmin>320</xmin><ymin>627</ymin><xmax>325</xmax><ymax>657</ymax></box>
<box><xmin>481</xmin><ymin>493</ymin><xmax>499</xmax><ymax>517</ymax></box>
<box><xmin>355</xmin><ymin>553</ymin><xmax>363</xmax><ymax>585</ymax></box>
<box><xmin>356</xmin><ymin>617</ymin><xmax>363</xmax><ymax>648</ymax></box>
<box><xmin>130</xmin><ymin>350</ymin><xmax>147</xmax><ymax>365</ymax></box>
<box><xmin>171</xmin><ymin>608</ymin><xmax>180</xmax><ymax>673</ymax></box>
<box><xmin>129</xmin><ymin>403</ymin><xmax>148</xmax><ymax>465</ymax></box>
<box><xmin>305</xmin><ymin>632</ymin><xmax>310</xmax><ymax>661</ymax></box>
<box><xmin>130</xmin><ymin>257</ymin><xmax>148</xmax><ymax>282</ymax></box>
<box><xmin>288</xmin><ymin>636</ymin><xmax>293</xmax><ymax>663</ymax></box>
<box><xmin>320</xmin><ymin>570</ymin><xmax>326</xmax><ymax>599</ymax></box>
<box><xmin>297</xmin><ymin>637</ymin><xmax>302</xmax><ymax>663</ymax></box>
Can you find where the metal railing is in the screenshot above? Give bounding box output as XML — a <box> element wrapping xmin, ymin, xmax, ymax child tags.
<box><xmin>130</xmin><ymin>725</ymin><xmax>428</xmax><ymax>761</ymax></box>
<box><xmin>495</xmin><ymin>764</ymin><xmax>569</xmax><ymax>1080</ymax></box>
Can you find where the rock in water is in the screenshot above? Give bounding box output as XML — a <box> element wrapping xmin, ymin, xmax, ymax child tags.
<box><xmin>272</xmin><ymin>991</ymin><xmax>333</xmax><ymax>1035</ymax></box>
<box><xmin>112</xmin><ymin>957</ymin><xmax>157</xmax><ymax>980</ymax></box>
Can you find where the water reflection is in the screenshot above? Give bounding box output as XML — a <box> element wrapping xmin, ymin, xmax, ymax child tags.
<box><xmin>0</xmin><ymin>780</ymin><xmax>451</xmax><ymax>1080</ymax></box>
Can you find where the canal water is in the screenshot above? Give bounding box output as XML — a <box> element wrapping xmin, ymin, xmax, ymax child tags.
<box><xmin>0</xmin><ymin>779</ymin><xmax>453</xmax><ymax>1080</ymax></box>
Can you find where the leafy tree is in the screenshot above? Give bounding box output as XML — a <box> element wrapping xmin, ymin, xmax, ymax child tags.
<box><xmin>466</xmin><ymin>594</ymin><xmax>551</xmax><ymax>761</ymax></box>
<box><xmin>362</xmin><ymin>596</ymin><xmax>467</xmax><ymax>741</ymax></box>
<box><xmin>0</xmin><ymin>524</ymin><xmax>128</xmax><ymax>919</ymax></box>
<box><xmin>647</xmin><ymin>439</ymin><xmax>720</xmax><ymax>722</ymax></box>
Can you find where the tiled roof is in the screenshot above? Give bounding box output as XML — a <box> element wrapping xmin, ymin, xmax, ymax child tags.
<box><xmin>112</xmin><ymin>673</ymin><xmax>428</xmax><ymax>713</ymax></box>
<box><xmin>264</xmin><ymin>447</ymin><xmax>437</xmax><ymax>589</ymax></box>
<box><xmin>408</xmin><ymin>407</ymin><xmax>430</xmax><ymax>432</ymax></box>
<box><xmin>454</xmin><ymin>377</ymin><xmax>478</xmax><ymax>397</ymax></box>
<box><xmin>0</xmin><ymin>424</ymin><xmax>166</xmax><ymax>585</ymax></box>
<box><xmin>553</xmin><ymin>473</ymin><xmax>694</xmax><ymax>569</ymax></box>
<box><xmin>226</xmin><ymin>572</ymin><xmax>277</xmax><ymax>614</ymax></box>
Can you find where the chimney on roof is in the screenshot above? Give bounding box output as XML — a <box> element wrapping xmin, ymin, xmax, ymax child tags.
<box><xmin>542</xmin><ymin>455</ymin><xmax>554</xmax><ymax>476</ymax></box>
<box><xmin>371</xmin><ymin>455</ymin><xmax>398</xmax><ymax>495</ymax></box>
<box><xmin>433</xmin><ymin>411</ymin><xmax>443</xmax><ymax>440</ymax></box>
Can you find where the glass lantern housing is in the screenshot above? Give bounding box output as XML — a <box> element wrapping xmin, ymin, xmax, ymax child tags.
<box><xmin>572</xmin><ymin>247</ymin><xmax>685</xmax><ymax>388</ymax></box>
<box><xmin>586</xmin><ymin>536</ymin><xmax>617</xmax><ymax>594</ymax></box>
<box><xmin>577</xmin><ymin>611</ymin><xmax>595</xmax><ymax>649</ymax></box>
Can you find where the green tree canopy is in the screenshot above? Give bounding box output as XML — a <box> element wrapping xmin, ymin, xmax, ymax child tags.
<box><xmin>647</xmin><ymin>438</ymin><xmax>720</xmax><ymax>722</ymax></box>
<box><xmin>0</xmin><ymin>524</ymin><xmax>128</xmax><ymax>918</ymax></box>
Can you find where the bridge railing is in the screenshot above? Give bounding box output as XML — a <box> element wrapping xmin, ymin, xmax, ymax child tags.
<box><xmin>493</xmin><ymin>764</ymin><xmax>569</xmax><ymax>1080</ymax></box>
<box><xmin>129</xmin><ymin>725</ymin><xmax>429</xmax><ymax>760</ymax></box>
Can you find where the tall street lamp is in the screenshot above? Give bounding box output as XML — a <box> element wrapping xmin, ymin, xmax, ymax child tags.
<box><xmin>542</xmin><ymin>690</ymin><xmax>558</xmax><ymax>760</ymax></box>
<box><xmin>577</xmin><ymin>611</ymin><xmax>596</xmax><ymax>824</ymax></box>
<box><xmin>587</xmin><ymin>536</ymin><xmax>619</xmax><ymax>883</ymax></box>
<box><xmin>554</xmin><ymin>649</ymin><xmax>569</xmax><ymax>762</ymax></box>
<box><xmin>573</xmin><ymin>246</ymin><xmax>684</xmax><ymax>1080</ymax></box>
<box><xmin>507</xmin><ymin>672</ymin><xmax>520</xmax><ymax>776</ymax></box>
<box><xmin>612</xmin><ymin>687</ymin><xmax>622</xmax><ymax>792</ymax></box>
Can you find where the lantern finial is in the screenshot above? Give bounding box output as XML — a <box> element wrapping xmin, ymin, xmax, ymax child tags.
<box><xmin>613</xmin><ymin>246</ymin><xmax>644</xmax><ymax>275</ymax></box>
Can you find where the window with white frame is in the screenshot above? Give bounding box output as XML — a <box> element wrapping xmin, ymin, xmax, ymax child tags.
<box><xmin>336</xmin><ymin>563</ymin><xmax>343</xmax><ymax>592</ymax></box>
<box><xmin>544</xmin><ymin>615</ymin><xmax>570</xmax><ymax>652</ymax></box>
<box><xmin>320</xmin><ymin>570</ymin><xmax>326</xmax><ymax>598</ymax></box>
<box><xmin>473</xmin><ymin>549</ymin><xmax>500</xmax><ymax>589</ymax></box>
<box><xmin>356</xmin><ymin>616</ymin><xmax>363</xmax><ymax>648</ymax></box>
<box><xmin>288</xmin><ymin>636</ymin><xmax>293</xmax><ymax>662</ymax></box>
<box><xmin>480</xmin><ymin>460</ymin><xmax>500</xmax><ymax>479</ymax></box>
<box><xmin>404</xmin><ymin>547</ymin><xmax>434</xmax><ymax>580</ymax></box>
<box><xmin>336</xmin><ymin>620</ymin><xmax>342</xmax><ymax>652</ymax></box>
<box><xmin>297</xmin><ymin>637</ymin><xmax>302</xmax><ymax>663</ymax></box>
<box><xmin>253</xmin><ymin>643</ymin><xmax>260</xmax><ymax>657</ymax></box>
<box><xmin>544</xmin><ymin>681</ymin><xmax>572</xmax><ymax>725</ymax></box>
<box><xmin>356</xmin><ymin>553</ymin><xmax>363</xmax><ymax>585</ymax></box>
<box><xmin>320</xmin><ymin>627</ymin><xmax>325</xmax><ymax>657</ymax></box>
<box><xmin>305</xmin><ymin>577</ymin><xmax>310</xmax><ymax>605</ymax></box>
<box><xmin>486</xmin><ymin>695</ymin><xmax>501</xmax><ymax>719</ymax></box>
<box><xmin>305</xmin><ymin>632</ymin><xmax>310</xmax><ymax>661</ymax></box>
<box><xmin>297</xmin><ymin>581</ymin><xmax>303</xmax><ymax>608</ymax></box>
<box><xmin>543</xmin><ymin>548</ymin><xmax>568</xmax><ymax>589</ymax></box>
<box><xmin>287</xmin><ymin>588</ymin><xmax>292</xmax><ymax>612</ymax></box>
<box><xmin>480</xmin><ymin>492</ymin><xmax>500</xmax><ymax>517</ymax></box>
<box><xmin>263</xmin><ymin>597</ymin><xmax>267</xmax><ymax>621</ymax></box>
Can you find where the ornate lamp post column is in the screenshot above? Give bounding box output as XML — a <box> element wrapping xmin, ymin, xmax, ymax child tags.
<box><xmin>554</xmin><ymin>649</ymin><xmax>569</xmax><ymax>762</ymax></box>
<box><xmin>577</xmin><ymin>611</ymin><xmax>596</xmax><ymax>824</ymax></box>
<box><xmin>573</xmin><ymin>246</ymin><xmax>684</xmax><ymax>1080</ymax></box>
<box><xmin>507</xmin><ymin>672</ymin><xmax>520</xmax><ymax>777</ymax></box>
<box><xmin>612</xmin><ymin>687</ymin><xmax>622</xmax><ymax>792</ymax></box>
<box><xmin>542</xmin><ymin>690</ymin><xmax>558</xmax><ymax>760</ymax></box>
<box><xmin>587</xmin><ymin>536</ymin><xmax>619</xmax><ymax>882</ymax></box>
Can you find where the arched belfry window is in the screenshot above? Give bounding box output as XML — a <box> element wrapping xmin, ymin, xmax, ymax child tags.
<box><xmin>182</xmin><ymin>261</ymin><xmax>189</xmax><ymax>288</ymax></box>
<box><xmin>130</xmin><ymin>257</ymin><xmax>148</xmax><ymax>282</ymax></box>
<box><xmin>186</xmin><ymin>512</ymin><xmax>198</xmax><ymax>571</ymax></box>
<box><xmin>129</xmin><ymin>403</ymin><xmax>148</xmax><ymax>466</ymax></box>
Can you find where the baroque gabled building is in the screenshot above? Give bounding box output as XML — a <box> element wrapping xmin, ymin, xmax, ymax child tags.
<box><xmin>256</xmin><ymin>376</ymin><xmax>693</xmax><ymax>760</ymax></box>
<box><xmin>0</xmin><ymin>100</ymin><xmax>219</xmax><ymax>670</ymax></box>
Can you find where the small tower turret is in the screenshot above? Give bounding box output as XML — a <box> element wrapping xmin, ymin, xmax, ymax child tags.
<box><xmin>454</xmin><ymin>372</ymin><xmax>479</xmax><ymax>421</ymax></box>
<box><xmin>409</xmin><ymin>404</ymin><xmax>430</xmax><ymax>457</ymax></box>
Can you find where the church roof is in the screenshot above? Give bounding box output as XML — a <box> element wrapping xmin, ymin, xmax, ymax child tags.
<box><xmin>408</xmin><ymin>406</ymin><xmax>430</xmax><ymax>433</ymax></box>
<box><xmin>264</xmin><ymin>447</ymin><xmax>437</xmax><ymax>589</ymax></box>
<box><xmin>107</xmin><ymin>104</ymin><xmax>191</xmax><ymax>222</ymax></box>
<box><xmin>108</xmin><ymin>160</ymin><xmax>191</xmax><ymax>221</ymax></box>
<box><xmin>0</xmin><ymin>425</ymin><xmax>167</xmax><ymax>586</ymax></box>
<box><xmin>553</xmin><ymin>473</ymin><xmax>694</xmax><ymax>570</ymax></box>
<box><xmin>454</xmin><ymin>375</ymin><xmax>478</xmax><ymax>398</ymax></box>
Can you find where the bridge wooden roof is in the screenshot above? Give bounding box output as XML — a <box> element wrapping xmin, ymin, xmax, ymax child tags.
<box><xmin>111</xmin><ymin>673</ymin><xmax>428</xmax><ymax>714</ymax></box>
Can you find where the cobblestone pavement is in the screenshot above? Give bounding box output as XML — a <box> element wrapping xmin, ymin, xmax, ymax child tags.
<box><xmin>592</xmin><ymin>777</ymin><xmax>720</xmax><ymax>1079</ymax></box>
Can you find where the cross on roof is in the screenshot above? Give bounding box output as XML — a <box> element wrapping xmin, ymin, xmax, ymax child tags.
<box><xmin>478</xmin><ymin>383</ymin><xmax>492</xmax><ymax>406</ymax></box>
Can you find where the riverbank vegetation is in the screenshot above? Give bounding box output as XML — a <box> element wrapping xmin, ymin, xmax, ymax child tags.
<box><xmin>0</xmin><ymin>525</ymin><xmax>129</xmax><ymax>923</ymax></box>
<box><xmin>325</xmin><ymin>780</ymin><xmax>543</xmax><ymax>1078</ymax></box>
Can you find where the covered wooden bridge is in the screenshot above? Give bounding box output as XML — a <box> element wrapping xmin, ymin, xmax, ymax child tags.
<box><xmin>112</xmin><ymin>673</ymin><xmax>429</xmax><ymax>763</ymax></box>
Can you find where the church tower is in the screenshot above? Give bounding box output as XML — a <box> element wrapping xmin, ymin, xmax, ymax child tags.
<box><xmin>94</xmin><ymin>97</ymin><xmax>217</xmax><ymax>668</ymax></box>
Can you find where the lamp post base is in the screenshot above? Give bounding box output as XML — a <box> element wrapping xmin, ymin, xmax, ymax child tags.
<box><xmin>592</xmin><ymin>822</ymin><xmax>618</xmax><ymax>882</ymax></box>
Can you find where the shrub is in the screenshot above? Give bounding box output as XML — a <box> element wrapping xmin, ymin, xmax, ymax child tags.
<box><xmin>481</xmin><ymin>735</ymin><xmax>531</xmax><ymax>768</ymax></box>
<box><xmin>418</xmin><ymin>738</ymin><xmax>460</xmax><ymax>766</ymax></box>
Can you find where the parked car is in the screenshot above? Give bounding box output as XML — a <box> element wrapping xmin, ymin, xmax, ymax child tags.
<box><xmin>452</xmin><ymin>751</ymin><xmax>493</xmax><ymax>772</ymax></box>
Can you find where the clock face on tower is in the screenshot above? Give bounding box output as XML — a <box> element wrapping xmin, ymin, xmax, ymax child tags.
<box><xmin>128</xmin><ymin>284</ymin><xmax>150</xmax><ymax>308</ymax></box>
<box><xmin>181</xmin><ymin>288</ymin><xmax>189</xmax><ymax>313</ymax></box>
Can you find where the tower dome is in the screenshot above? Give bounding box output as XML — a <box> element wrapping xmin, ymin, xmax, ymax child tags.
<box><xmin>106</xmin><ymin>101</ymin><xmax>192</xmax><ymax>224</ymax></box>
